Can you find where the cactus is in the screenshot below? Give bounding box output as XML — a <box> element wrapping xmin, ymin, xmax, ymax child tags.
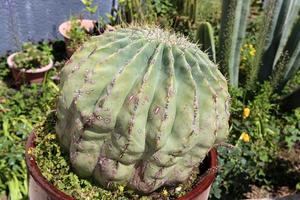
<box><xmin>195</xmin><ymin>22</ymin><xmax>216</xmax><ymax>63</ymax></box>
<box><xmin>218</xmin><ymin>0</ymin><xmax>251</xmax><ymax>86</ymax></box>
<box><xmin>56</xmin><ymin>27</ymin><xmax>230</xmax><ymax>194</ymax></box>
<box><xmin>253</xmin><ymin>0</ymin><xmax>300</xmax><ymax>90</ymax></box>
<box><xmin>277</xmin><ymin>15</ymin><xmax>300</xmax><ymax>91</ymax></box>
<box><xmin>183</xmin><ymin>0</ymin><xmax>197</xmax><ymax>23</ymax></box>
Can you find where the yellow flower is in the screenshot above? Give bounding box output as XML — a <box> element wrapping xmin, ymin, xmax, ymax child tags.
<box><xmin>243</xmin><ymin>107</ymin><xmax>250</xmax><ymax>118</ymax></box>
<box><xmin>27</xmin><ymin>147</ymin><xmax>33</xmax><ymax>155</ymax></box>
<box><xmin>244</xmin><ymin>44</ymin><xmax>248</xmax><ymax>48</ymax></box>
<box><xmin>47</xmin><ymin>134</ymin><xmax>56</xmax><ymax>140</ymax></box>
<box><xmin>162</xmin><ymin>189</ymin><xmax>169</xmax><ymax>197</ymax></box>
<box><xmin>118</xmin><ymin>185</ymin><xmax>124</xmax><ymax>193</ymax></box>
<box><xmin>240</xmin><ymin>132</ymin><xmax>250</xmax><ymax>142</ymax></box>
<box><xmin>249</xmin><ymin>49</ymin><xmax>256</xmax><ymax>56</ymax></box>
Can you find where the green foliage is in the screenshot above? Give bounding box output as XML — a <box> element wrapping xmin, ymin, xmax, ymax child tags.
<box><xmin>239</xmin><ymin>42</ymin><xmax>257</xmax><ymax>86</ymax></box>
<box><xmin>81</xmin><ymin>0</ymin><xmax>98</xmax><ymax>15</ymax></box>
<box><xmin>210</xmin><ymin>82</ymin><xmax>300</xmax><ymax>199</ymax></box>
<box><xmin>67</xmin><ymin>17</ymin><xmax>90</xmax><ymax>51</ymax></box>
<box><xmin>228</xmin><ymin>83</ymin><xmax>280</xmax><ymax>178</ymax></box>
<box><xmin>0</xmin><ymin>57</ymin><xmax>10</xmax><ymax>80</ymax></box>
<box><xmin>57</xmin><ymin>27</ymin><xmax>230</xmax><ymax>194</ymax></box>
<box><xmin>173</xmin><ymin>0</ymin><xmax>221</xmax><ymax>39</ymax></box>
<box><xmin>116</xmin><ymin>0</ymin><xmax>175</xmax><ymax>26</ymax></box>
<box><xmin>282</xmin><ymin>63</ymin><xmax>300</xmax><ymax>96</ymax></box>
<box><xmin>13</xmin><ymin>42</ymin><xmax>52</xmax><ymax>70</ymax></box>
<box><xmin>176</xmin><ymin>0</ymin><xmax>222</xmax><ymax>25</ymax></box>
<box><xmin>277</xmin><ymin>108</ymin><xmax>300</xmax><ymax>150</ymax></box>
<box><xmin>195</xmin><ymin>0</ymin><xmax>222</xmax><ymax>27</ymax></box>
<box><xmin>152</xmin><ymin>0</ymin><xmax>176</xmax><ymax>27</ymax></box>
<box><xmin>0</xmin><ymin>54</ymin><xmax>58</xmax><ymax>199</ymax></box>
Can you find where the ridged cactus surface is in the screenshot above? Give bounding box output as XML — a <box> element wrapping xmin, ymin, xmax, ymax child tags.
<box><xmin>219</xmin><ymin>0</ymin><xmax>251</xmax><ymax>86</ymax></box>
<box><xmin>56</xmin><ymin>27</ymin><xmax>230</xmax><ymax>193</ymax></box>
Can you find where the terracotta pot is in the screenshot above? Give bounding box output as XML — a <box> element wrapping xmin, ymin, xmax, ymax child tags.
<box><xmin>7</xmin><ymin>53</ymin><xmax>53</xmax><ymax>85</ymax></box>
<box><xmin>58</xmin><ymin>19</ymin><xmax>115</xmax><ymax>57</ymax></box>
<box><xmin>25</xmin><ymin>132</ymin><xmax>217</xmax><ymax>200</ymax></box>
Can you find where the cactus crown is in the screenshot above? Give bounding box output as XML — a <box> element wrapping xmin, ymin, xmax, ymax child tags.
<box><xmin>56</xmin><ymin>26</ymin><xmax>230</xmax><ymax>194</ymax></box>
<box><xmin>126</xmin><ymin>27</ymin><xmax>197</xmax><ymax>48</ymax></box>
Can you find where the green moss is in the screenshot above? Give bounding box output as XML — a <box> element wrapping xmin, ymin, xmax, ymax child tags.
<box><xmin>33</xmin><ymin>114</ymin><xmax>200</xmax><ymax>200</ymax></box>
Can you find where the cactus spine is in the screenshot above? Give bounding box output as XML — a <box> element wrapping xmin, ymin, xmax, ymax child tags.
<box><xmin>218</xmin><ymin>0</ymin><xmax>251</xmax><ymax>86</ymax></box>
<box><xmin>195</xmin><ymin>22</ymin><xmax>216</xmax><ymax>63</ymax></box>
<box><xmin>56</xmin><ymin>27</ymin><xmax>230</xmax><ymax>194</ymax></box>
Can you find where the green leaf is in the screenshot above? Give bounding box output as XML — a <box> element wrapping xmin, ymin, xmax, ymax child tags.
<box><xmin>87</xmin><ymin>5</ymin><xmax>98</xmax><ymax>14</ymax></box>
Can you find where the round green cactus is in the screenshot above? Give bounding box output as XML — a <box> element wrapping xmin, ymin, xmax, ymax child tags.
<box><xmin>56</xmin><ymin>27</ymin><xmax>230</xmax><ymax>194</ymax></box>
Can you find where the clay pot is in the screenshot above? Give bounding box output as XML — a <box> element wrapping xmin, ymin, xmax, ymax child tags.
<box><xmin>7</xmin><ymin>53</ymin><xmax>53</xmax><ymax>85</ymax></box>
<box><xmin>58</xmin><ymin>19</ymin><xmax>115</xmax><ymax>57</ymax></box>
<box><xmin>25</xmin><ymin>132</ymin><xmax>217</xmax><ymax>200</ymax></box>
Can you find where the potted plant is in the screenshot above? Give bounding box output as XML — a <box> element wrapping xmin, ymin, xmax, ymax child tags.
<box><xmin>58</xmin><ymin>0</ymin><xmax>115</xmax><ymax>57</ymax></box>
<box><xmin>7</xmin><ymin>42</ymin><xmax>53</xmax><ymax>85</ymax></box>
<box><xmin>58</xmin><ymin>17</ymin><xmax>92</xmax><ymax>57</ymax></box>
<box><xmin>26</xmin><ymin>27</ymin><xmax>230</xmax><ymax>200</ymax></box>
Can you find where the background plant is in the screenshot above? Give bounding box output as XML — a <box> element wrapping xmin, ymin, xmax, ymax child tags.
<box><xmin>81</xmin><ymin>0</ymin><xmax>98</xmax><ymax>15</ymax></box>
<box><xmin>67</xmin><ymin>17</ymin><xmax>90</xmax><ymax>51</ymax></box>
<box><xmin>172</xmin><ymin>0</ymin><xmax>221</xmax><ymax>40</ymax></box>
<box><xmin>13</xmin><ymin>42</ymin><xmax>52</xmax><ymax>70</ymax></box>
<box><xmin>0</xmin><ymin>43</ymin><xmax>59</xmax><ymax>199</ymax></box>
<box><xmin>116</xmin><ymin>0</ymin><xmax>175</xmax><ymax>26</ymax></box>
<box><xmin>195</xmin><ymin>0</ymin><xmax>222</xmax><ymax>28</ymax></box>
<box><xmin>210</xmin><ymin>81</ymin><xmax>300</xmax><ymax>199</ymax></box>
<box><xmin>207</xmin><ymin>1</ymin><xmax>300</xmax><ymax>198</ymax></box>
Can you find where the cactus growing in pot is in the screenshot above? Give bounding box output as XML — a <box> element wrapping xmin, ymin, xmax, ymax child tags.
<box><xmin>54</xmin><ymin>26</ymin><xmax>230</xmax><ymax>195</ymax></box>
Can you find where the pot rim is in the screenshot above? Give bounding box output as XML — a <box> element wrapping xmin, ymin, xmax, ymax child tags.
<box><xmin>58</xmin><ymin>19</ymin><xmax>95</xmax><ymax>39</ymax></box>
<box><xmin>25</xmin><ymin>131</ymin><xmax>217</xmax><ymax>200</ymax></box>
<box><xmin>58</xmin><ymin>19</ymin><xmax>115</xmax><ymax>39</ymax></box>
<box><xmin>7</xmin><ymin>52</ymin><xmax>53</xmax><ymax>73</ymax></box>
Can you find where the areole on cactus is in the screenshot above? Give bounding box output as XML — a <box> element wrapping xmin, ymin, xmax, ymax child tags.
<box><xmin>56</xmin><ymin>26</ymin><xmax>230</xmax><ymax>194</ymax></box>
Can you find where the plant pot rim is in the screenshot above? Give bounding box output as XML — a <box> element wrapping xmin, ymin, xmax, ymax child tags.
<box><xmin>58</xmin><ymin>19</ymin><xmax>115</xmax><ymax>39</ymax></box>
<box><xmin>25</xmin><ymin>131</ymin><xmax>218</xmax><ymax>200</ymax></box>
<box><xmin>7</xmin><ymin>52</ymin><xmax>53</xmax><ymax>73</ymax></box>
